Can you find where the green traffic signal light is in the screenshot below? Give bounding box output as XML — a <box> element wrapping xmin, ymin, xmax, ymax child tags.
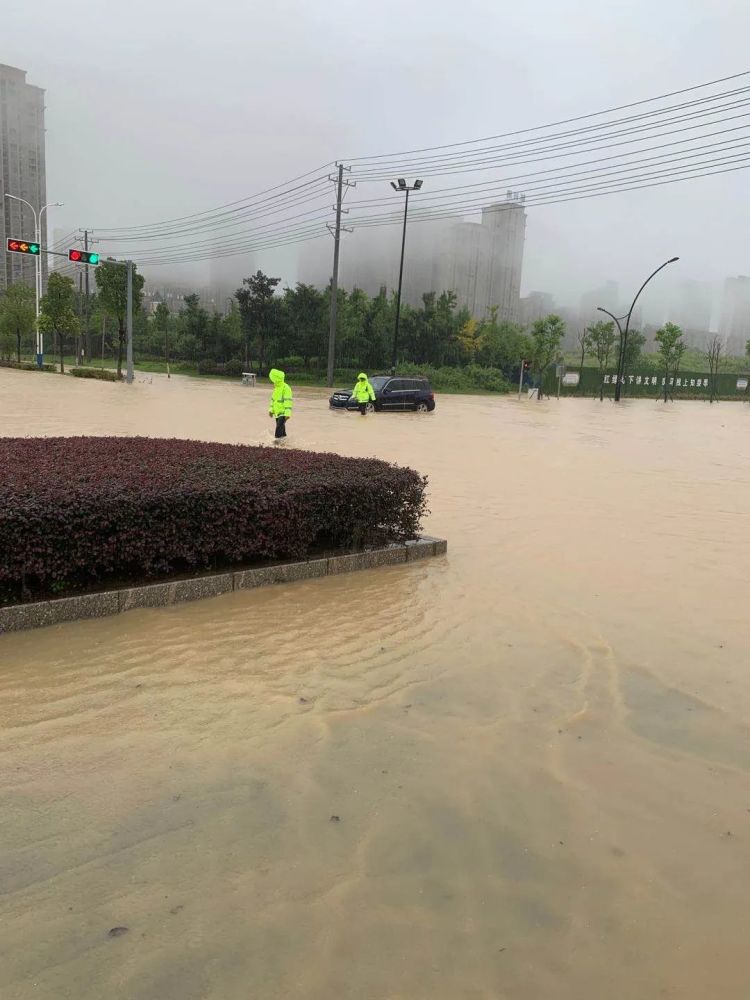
<box><xmin>88</xmin><ymin>253</ymin><xmax>100</xmax><ymax>265</ymax></box>
<box><xmin>30</xmin><ymin>243</ymin><xmax>40</xmax><ymax>254</ymax></box>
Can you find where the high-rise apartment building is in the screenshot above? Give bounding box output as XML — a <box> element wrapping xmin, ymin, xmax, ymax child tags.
<box><xmin>667</xmin><ymin>279</ymin><xmax>712</xmax><ymax>347</ymax></box>
<box><xmin>0</xmin><ymin>63</ymin><xmax>47</xmax><ymax>293</ymax></box>
<box><xmin>432</xmin><ymin>222</ymin><xmax>489</xmax><ymax>317</ymax></box>
<box><xmin>579</xmin><ymin>281</ymin><xmax>619</xmax><ymax>327</ymax></box>
<box><xmin>481</xmin><ymin>201</ymin><xmax>526</xmax><ymax>324</ymax></box>
<box><xmin>298</xmin><ymin>196</ymin><xmax>527</xmax><ymax>323</ymax></box>
<box><xmin>720</xmin><ymin>276</ymin><xmax>750</xmax><ymax>356</ymax></box>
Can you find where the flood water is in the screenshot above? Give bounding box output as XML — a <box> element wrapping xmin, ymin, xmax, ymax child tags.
<box><xmin>1</xmin><ymin>367</ymin><xmax>749</xmax><ymax>1000</ymax></box>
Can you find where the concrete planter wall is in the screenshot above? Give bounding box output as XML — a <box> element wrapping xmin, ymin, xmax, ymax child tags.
<box><xmin>0</xmin><ymin>536</ymin><xmax>447</xmax><ymax>635</ymax></box>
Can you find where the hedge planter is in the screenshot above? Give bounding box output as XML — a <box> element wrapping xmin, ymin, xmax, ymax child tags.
<box><xmin>0</xmin><ymin>436</ymin><xmax>429</xmax><ymax>607</ymax></box>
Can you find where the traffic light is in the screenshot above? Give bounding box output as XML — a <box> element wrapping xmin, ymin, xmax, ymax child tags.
<box><xmin>6</xmin><ymin>238</ymin><xmax>40</xmax><ymax>255</ymax></box>
<box><xmin>522</xmin><ymin>359</ymin><xmax>531</xmax><ymax>373</ymax></box>
<box><xmin>68</xmin><ymin>249</ymin><xmax>100</xmax><ymax>265</ymax></box>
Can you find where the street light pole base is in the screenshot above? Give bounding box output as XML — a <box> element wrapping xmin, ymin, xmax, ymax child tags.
<box><xmin>35</xmin><ymin>353</ymin><xmax>44</xmax><ymax>370</ymax></box>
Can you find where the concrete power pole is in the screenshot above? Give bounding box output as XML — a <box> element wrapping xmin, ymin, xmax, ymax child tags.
<box><xmin>325</xmin><ymin>164</ymin><xmax>354</xmax><ymax>388</ymax></box>
<box><xmin>126</xmin><ymin>260</ymin><xmax>134</xmax><ymax>384</ymax></box>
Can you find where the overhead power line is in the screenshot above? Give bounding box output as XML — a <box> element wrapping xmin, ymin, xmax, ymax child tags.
<box><xmin>84</xmin><ymin>70</ymin><xmax>750</xmax><ymax>270</ymax></box>
<box><xmin>131</xmin><ymin>156</ymin><xmax>750</xmax><ymax>266</ymax></box>
<box><xmin>343</xmin><ymin>69</ymin><xmax>750</xmax><ymax>162</ymax></box>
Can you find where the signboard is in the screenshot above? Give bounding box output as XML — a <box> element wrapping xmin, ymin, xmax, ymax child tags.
<box><xmin>604</xmin><ymin>374</ymin><xmax>711</xmax><ymax>388</ymax></box>
<box><xmin>562</xmin><ymin>372</ymin><xmax>580</xmax><ymax>387</ymax></box>
<box><xmin>555</xmin><ymin>364</ymin><xmax>566</xmax><ymax>378</ymax></box>
<box><xmin>737</xmin><ymin>378</ymin><xmax>749</xmax><ymax>391</ymax></box>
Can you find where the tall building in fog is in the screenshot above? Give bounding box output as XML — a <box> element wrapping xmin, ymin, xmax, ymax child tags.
<box><xmin>720</xmin><ymin>276</ymin><xmax>750</xmax><ymax>356</ymax></box>
<box><xmin>667</xmin><ymin>279</ymin><xmax>712</xmax><ymax>347</ymax></box>
<box><xmin>298</xmin><ymin>197</ymin><xmax>527</xmax><ymax>322</ymax></box>
<box><xmin>0</xmin><ymin>64</ymin><xmax>47</xmax><ymax>293</ymax></box>
<box><xmin>520</xmin><ymin>290</ymin><xmax>555</xmax><ymax>327</ymax></box>
<box><xmin>482</xmin><ymin>201</ymin><xmax>526</xmax><ymax>323</ymax></box>
<box><xmin>433</xmin><ymin>222</ymin><xmax>489</xmax><ymax>317</ymax></box>
<box><xmin>579</xmin><ymin>281</ymin><xmax>619</xmax><ymax>327</ymax></box>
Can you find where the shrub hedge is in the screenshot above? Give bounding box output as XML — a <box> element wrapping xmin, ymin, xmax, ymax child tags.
<box><xmin>0</xmin><ymin>359</ymin><xmax>55</xmax><ymax>373</ymax></box>
<box><xmin>68</xmin><ymin>367</ymin><xmax>122</xmax><ymax>381</ymax></box>
<box><xmin>195</xmin><ymin>358</ymin><xmax>244</xmax><ymax>377</ymax></box>
<box><xmin>0</xmin><ymin>436</ymin><xmax>428</xmax><ymax>605</ymax></box>
<box><xmin>396</xmin><ymin>362</ymin><xmax>512</xmax><ymax>393</ymax></box>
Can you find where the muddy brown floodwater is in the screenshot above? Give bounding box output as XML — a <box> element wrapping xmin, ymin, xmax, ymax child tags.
<box><xmin>1</xmin><ymin>368</ymin><xmax>750</xmax><ymax>1000</ymax></box>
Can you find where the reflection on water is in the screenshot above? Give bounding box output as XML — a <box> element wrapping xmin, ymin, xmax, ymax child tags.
<box><xmin>1</xmin><ymin>369</ymin><xmax>750</xmax><ymax>999</ymax></box>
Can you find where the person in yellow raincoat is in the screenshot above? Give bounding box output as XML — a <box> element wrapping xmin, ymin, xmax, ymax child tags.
<box><xmin>268</xmin><ymin>368</ymin><xmax>293</xmax><ymax>440</ymax></box>
<box><xmin>352</xmin><ymin>373</ymin><xmax>376</xmax><ymax>415</ymax></box>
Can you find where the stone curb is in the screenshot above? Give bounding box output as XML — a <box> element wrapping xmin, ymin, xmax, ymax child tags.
<box><xmin>0</xmin><ymin>537</ymin><xmax>447</xmax><ymax>635</ymax></box>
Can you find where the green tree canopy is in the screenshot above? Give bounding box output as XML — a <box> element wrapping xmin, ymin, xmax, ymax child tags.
<box><xmin>96</xmin><ymin>260</ymin><xmax>144</xmax><ymax>377</ymax></box>
<box><xmin>236</xmin><ymin>270</ymin><xmax>281</xmax><ymax>371</ymax></box>
<box><xmin>39</xmin><ymin>273</ymin><xmax>79</xmax><ymax>374</ymax></box>
<box><xmin>530</xmin><ymin>314</ymin><xmax>565</xmax><ymax>399</ymax></box>
<box><xmin>0</xmin><ymin>283</ymin><xmax>36</xmax><ymax>362</ymax></box>
<box><xmin>655</xmin><ymin>321</ymin><xmax>686</xmax><ymax>402</ymax></box>
<box><xmin>586</xmin><ymin>320</ymin><xmax>617</xmax><ymax>401</ymax></box>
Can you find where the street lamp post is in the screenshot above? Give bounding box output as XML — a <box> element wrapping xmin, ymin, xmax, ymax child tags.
<box><xmin>598</xmin><ymin>256</ymin><xmax>679</xmax><ymax>402</ymax></box>
<box><xmin>389</xmin><ymin>178</ymin><xmax>423</xmax><ymax>373</ymax></box>
<box><xmin>4</xmin><ymin>194</ymin><xmax>63</xmax><ymax>367</ymax></box>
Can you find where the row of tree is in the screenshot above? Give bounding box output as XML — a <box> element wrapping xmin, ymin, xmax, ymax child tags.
<box><xmin>2</xmin><ymin>266</ymin><xmax>749</xmax><ymax>396</ymax></box>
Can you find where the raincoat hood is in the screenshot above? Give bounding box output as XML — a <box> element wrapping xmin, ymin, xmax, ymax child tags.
<box><xmin>269</xmin><ymin>368</ymin><xmax>285</xmax><ymax>384</ymax></box>
<box><xmin>357</xmin><ymin>373</ymin><xmax>367</xmax><ymax>380</ymax></box>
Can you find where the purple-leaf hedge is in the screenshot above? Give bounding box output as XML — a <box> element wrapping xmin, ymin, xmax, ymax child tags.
<box><xmin>0</xmin><ymin>436</ymin><xmax>428</xmax><ymax>605</ymax></box>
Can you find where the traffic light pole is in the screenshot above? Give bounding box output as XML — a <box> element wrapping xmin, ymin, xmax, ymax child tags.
<box><xmin>83</xmin><ymin>230</ymin><xmax>91</xmax><ymax>361</ymax></box>
<box><xmin>518</xmin><ymin>360</ymin><xmax>525</xmax><ymax>400</ymax></box>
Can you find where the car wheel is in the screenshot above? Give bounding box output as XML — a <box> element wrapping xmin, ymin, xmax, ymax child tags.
<box><xmin>365</xmin><ymin>402</ymin><xmax>375</xmax><ymax>414</ymax></box>
<box><xmin>415</xmin><ymin>401</ymin><xmax>430</xmax><ymax>413</ymax></box>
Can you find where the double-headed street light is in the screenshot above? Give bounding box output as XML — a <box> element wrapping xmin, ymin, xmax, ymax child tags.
<box><xmin>389</xmin><ymin>178</ymin><xmax>423</xmax><ymax>373</ymax></box>
<box><xmin>598</xmin><ymin>256</ymin><xmax>679</xmax><ymax>402</ymax></box>
<box><xmin>4</xmin><ymin>193</ymin><xmax>64</xmax><ymax>367</ymax></box>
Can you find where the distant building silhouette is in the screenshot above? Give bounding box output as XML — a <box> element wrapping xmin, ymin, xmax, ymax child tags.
<box><xmin>667</xmin><ymin>279</ymin><xmax>712</xmax><ymax>348</ymax></box>
<box><xmin>579</xmin><ymin>281</ymin><xmax>619</xmax><ymax>327</ymax></box>
<box><xmin>720</xmin><ymin>276</ymin><xmax>750</xmax><ymax>356</ymax></box>
<box><xmin>0</xmin><ymin>63</ymin><xmax>47</xmax><ymax>293</ymax></box>
<box><xmin>520</xmin><ymin>290</ymin><xmax>555</xmax><ymax>327</ymax></box>
<box><xmin>299</xmin><ymin>196</ymin><xmax>527</xmax><ymax>323</ymax></box>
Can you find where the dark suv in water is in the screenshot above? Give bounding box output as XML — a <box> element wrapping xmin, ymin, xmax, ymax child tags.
<box><xmin>329</xmin><ymin>375</ymin><xmax>435</xmax><ymax>413</ymax></box>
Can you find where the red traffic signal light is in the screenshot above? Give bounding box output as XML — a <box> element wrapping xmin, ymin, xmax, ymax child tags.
<box><xmin>68</xmin><ymin>249</ymin><xmax>100</xmax><ymax>265</ymax></box>
<box><xmin>7</xmin><ymin>238</ymin><xmax>40</xmax><ymax>255</ymax></box>
<box><xmin>522</xmin><ymin>359</ymin><xmax>531</xmax><ymax>372</ymax></box>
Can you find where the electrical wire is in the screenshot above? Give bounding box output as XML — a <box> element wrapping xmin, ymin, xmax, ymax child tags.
<box><xmin>93</xmin><ymin>166</ymin><xmax>335</xmax><ymax>236</ymax></box>
<box><xmin>130</xmin><ymin>157</ymin><xmax>750</xmax><ymax>266</ymax></box>
<box><xmin>343</xmin><ymin>70</ymin><xmax>750</xmax><ymax>161</ymax></box>
<box><xmin>82</xmin><ymin>71</ymin><xmax>750</xmax><ymax>271</ymax></box>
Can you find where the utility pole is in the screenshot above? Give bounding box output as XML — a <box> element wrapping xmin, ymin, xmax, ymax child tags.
<box><xmin>326</xmin><ymin>164</ymin><xmax>354</xmax><ymax>388</ymax></box>
<box><xmin>126</xmin><ymin>260</ymin><xmax>134</xmax><ymax>384</ymax></box>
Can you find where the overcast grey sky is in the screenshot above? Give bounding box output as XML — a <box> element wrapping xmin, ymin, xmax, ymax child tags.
<box><xmin>4</xmin><ymin>0</ymin><xmax>750</xmax><ymax>319</ymax></box>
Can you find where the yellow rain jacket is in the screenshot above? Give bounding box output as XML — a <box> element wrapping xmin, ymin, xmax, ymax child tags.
<box><xmin>352</xmin><ymin>373</ymin><xmax>376</xmax><ymax>404</ymax></box>
<box><xmin>268</xmin><ymin>369</ymin><xmax>293</xmax><ymax>418</ymax></box>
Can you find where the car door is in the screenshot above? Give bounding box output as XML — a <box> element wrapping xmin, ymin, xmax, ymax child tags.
<box><xmin>400</xmin><ymin>379</ymin><xmax>422</xmax><ymax>409</ymax></box>
<box><xmin>381</xmin><ymin>378</ymin><xmax>406</xmax><ymax>410</ymax></box>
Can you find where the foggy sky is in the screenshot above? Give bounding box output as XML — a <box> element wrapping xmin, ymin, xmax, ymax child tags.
<box><xmin>4</xmin><ymin>0</ymin><xmax>750</xmax><ymax>325</ymax></box>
